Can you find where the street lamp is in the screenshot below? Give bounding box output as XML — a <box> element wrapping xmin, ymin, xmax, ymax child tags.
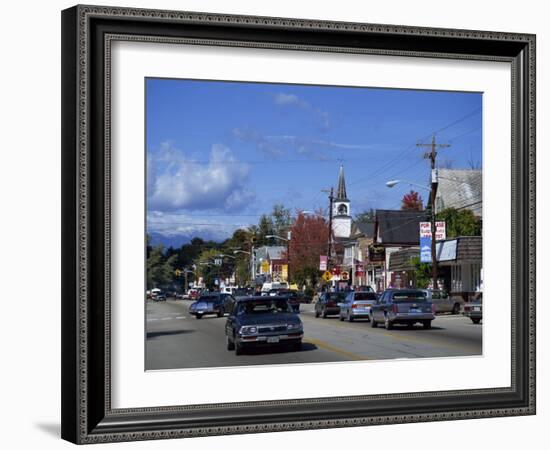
<box><xmin>386</xmin><ymin>175</ymin><xmax>439</xmax><ymax>291</ymax></box>
<box><xmin>385</xmin><ymin>179</ymin><xmax>430</xmax><ymax>191</ymax></box>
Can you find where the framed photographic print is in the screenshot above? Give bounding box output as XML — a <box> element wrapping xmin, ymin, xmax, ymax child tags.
<box><xmin>61</xmin><ymin>4</ymin><xmax>536</xmax><ymax>444</ymax></box>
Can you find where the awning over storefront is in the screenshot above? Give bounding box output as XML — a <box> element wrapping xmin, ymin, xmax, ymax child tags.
<box><xmin>388</xmin><ymin>236</ymin><xmax>481</xmax><ymax>271</ymax></box>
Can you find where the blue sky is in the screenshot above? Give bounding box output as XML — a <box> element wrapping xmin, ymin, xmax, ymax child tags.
<box><xmin>146</xmin><ymin>78</ymin><xmax>482</xmax><ymax>244</ymax></box>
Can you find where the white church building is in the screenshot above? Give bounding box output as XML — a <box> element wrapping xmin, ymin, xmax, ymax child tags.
<box><xmin>332</xmin><ymin>165</ymin><xmax>352</xmax><ymax>239</ymax></box>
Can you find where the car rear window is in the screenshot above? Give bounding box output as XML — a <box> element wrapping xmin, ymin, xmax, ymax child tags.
<box><xmin>238</xmin><ymin>300</ymin><xmax>291</xmax><ymax>314</ymax></box>
<box><xmin>328</xmin><ymin>293</ymin><xmax>346</xmax><ymax>300</ymax></box>
<box><xmin>199</xmin><ymin>295</ymin><xmax>219</xmax><ymax>301</ymax></box>
<box><xmin>392</xmin><ymin>291</ymin><xmax>427</xmax><ymax>302</ymax></box>
<box><xmin>354</xmin><ymin>292</ymin><xmax>377</xmax><ymax>300</ymax></box>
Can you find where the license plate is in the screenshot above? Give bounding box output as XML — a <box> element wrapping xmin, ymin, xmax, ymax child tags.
<box><xmin>197</xmin><ymin>310</ymin><xmax>205</xmax><ymax>314</ymax></box>
<box><xmin>409</xmin><ymin>309</ymin><xmax>421</xmax><ymax>313</ymax></box>
<box><xmin>474</xmin><ymin>307</ymin><xmax>481</xmax><ymax>311</ymax></box>
<box><xmin>267</xmin><ymin>336</ymin><xmax>280</xmax><ymax>343</ymax></box>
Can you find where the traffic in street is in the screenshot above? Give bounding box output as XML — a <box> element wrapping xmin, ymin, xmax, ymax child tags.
<box><xmin>146</xmin><ymin>297</ymin><xmax>482</xmax><ymax>370</ymax></box>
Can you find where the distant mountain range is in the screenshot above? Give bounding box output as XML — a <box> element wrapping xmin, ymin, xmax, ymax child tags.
<box><xmin>148</xmin><ymin>231</ymin><xmax>225</xmax><ymax>249</ymax></box>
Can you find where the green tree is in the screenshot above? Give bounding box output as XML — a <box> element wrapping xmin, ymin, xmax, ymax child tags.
<box><xmin>196</xmin><ymin>248</ymin><xmax>235</xmax><ymax>290</ymax></box>
<box><xmin>146</xmin><ymin>244</ymin><xmax>177</xmax><ymax>289</ymax></box>
<box><xmin>436</xmin><ymin>207</ymin><xmax>482</xmax><ymax>237</ymax></box>
<box><xmin>411</xmin><ymin>256</ymin><xmax>432</xmax><ymax>289</ymax></box>
<box><xmin>271</xmin><ymin>203</ymin><xmax>292</xmax><ymax>237</ymax></box>
<box><xmin>256</xmin><ymin>214</ymin><xmax>274</xmax><ymax>246</ymax></box>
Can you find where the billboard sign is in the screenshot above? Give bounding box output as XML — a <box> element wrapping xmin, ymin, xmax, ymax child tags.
<box><xmin>420</xmin><ymin>221</ymin><xmax>446</xmax><ymax>241</ymax></box>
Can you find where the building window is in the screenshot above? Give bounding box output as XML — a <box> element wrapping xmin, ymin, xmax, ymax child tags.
<box><xmin>338</xmin><ymin>204</ymin><xmax>348</xmax><ymax>215</ymax></box>
<box><xmin>451</xmin><ymin>265</ymin><xmax>463</xmax><ymax>292</ymax></box>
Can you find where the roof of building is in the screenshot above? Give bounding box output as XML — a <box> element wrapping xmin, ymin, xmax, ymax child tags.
<box><xmin>254</xmin><ymin>245</ymin><xmax>287</xmax><ymax>261</ymax></box>
<box><xmin>336</xmin><ymin>165</ymin><xmax>349</xmax><ymax>201</ymax></box>
<box><xmin>351</xmin><ymin>221</ymin><xmax>375</xmax><ymax>238</ymax></box>
<box><xmin>435</xmin><ymin>168</ymin><xmax>482</xmax><ymax>215</ymax></box>
<box><xmin>375</xmin><ymin>209</ymin><xmax>429</xmax><ymax>245</ymax></box>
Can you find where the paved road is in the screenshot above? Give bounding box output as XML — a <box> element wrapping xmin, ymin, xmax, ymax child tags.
<box><xmin>146</xmin><ymin>300</ymin><xmax>482</xmax><ymax>370</ymax></box>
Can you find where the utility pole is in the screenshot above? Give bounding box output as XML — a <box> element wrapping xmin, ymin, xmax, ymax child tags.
<box><xmin>417</xmin><ymin>134</ymin><xmax>450</xmax><ymax>290</ymax></box>
<box><xmin>322</xmin><ymin>187</ymin><xmax>334</xmax><ymax>268</ymax></box>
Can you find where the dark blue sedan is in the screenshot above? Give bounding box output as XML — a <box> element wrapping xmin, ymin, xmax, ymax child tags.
<box><xmin>224</xmin><ymin>296</ymin><xmax>303</xmax><ymax>355</ymax></box>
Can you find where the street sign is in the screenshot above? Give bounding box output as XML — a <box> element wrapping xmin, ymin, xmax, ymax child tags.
<box><xmin>319</xmin><ymin>255</ymin><xmax>328</xmax><ymax>271</ymax></box>
<box><xmin>341</xmin><ymin>271</ymin><xmax>349</xmax><ymax>281</ymax></box>
<box><xmin>322</xmin><ymin>270</ymin><xmax>332</xmax><ymax>282</ymax></box>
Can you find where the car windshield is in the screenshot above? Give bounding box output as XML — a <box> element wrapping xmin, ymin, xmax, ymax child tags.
<box><xmin>392</xmin><ymin>291</ymin><xmax>427</xmax><ymax>303</ymax></box>
<box><xmin>328</xmin><ymin>293</ymin><xmax>346</xmax><ymax>300</ymax></box>
<box><xmin>237</xmin><ymin>300</ymin><xmax>291</xmax><ymax>315</ymax></box>
<box><xmin>354</xmin><ymin>292</ymin><xmax>377</xmax><ymax>300</ymax></box>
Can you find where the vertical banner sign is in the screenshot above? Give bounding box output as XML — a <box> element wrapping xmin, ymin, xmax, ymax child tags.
<box><xmin>420</xmin><ymin>222</ymin><xmax>433</xmax><ymax>263</ymax></box>
<box><xmin>419</xmin><ymin>221</ymin><xmax>446</xmax><ymax>263</ymax></box>
<box><xmin>319</xmin><ymin>255</ymin><xmax>328</xmax><ymax>271</ymax></box>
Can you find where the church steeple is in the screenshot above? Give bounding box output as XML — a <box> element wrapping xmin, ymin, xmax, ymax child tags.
<box><xmin>336</xmin><ymin>164</ymin><xmax>348</xmax><ymax>201</ymax></box>
<box><xmin>332</xmin><ymin>164</ymin><xmax>351</xmax><ymax>238</ymax></box>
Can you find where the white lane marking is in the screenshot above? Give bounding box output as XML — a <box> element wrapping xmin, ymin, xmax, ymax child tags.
<box><xmin>147</xmin><ymin>316</ymin><xmax>187</xmax><ymax>322</ymax></box>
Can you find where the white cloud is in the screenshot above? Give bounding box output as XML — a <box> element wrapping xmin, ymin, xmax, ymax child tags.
<box><xmin>147</xmin><ymin>143</ymin><xmax>254</xmax><ymax>212</ymax></box>
<box><xmin>272</xmin><ymin>92</ymin><xmax>331</xmax><ymax>130</ymax></box>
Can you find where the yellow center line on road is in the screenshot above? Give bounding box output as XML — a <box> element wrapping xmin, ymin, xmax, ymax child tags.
<box><xmin>303</xmin><ymin>338</ymin><xmax>370</xmax><ymax>361</ymax></box>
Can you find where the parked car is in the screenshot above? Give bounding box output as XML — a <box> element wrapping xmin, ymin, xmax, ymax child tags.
<box><xmin>189</xmin><ymin>293</ymin><xmax>225</xmax><ymax>319</ymax></box>
<box><xmin>339</xmin><ymin>291</ymin><xmax>378</xmax><ymax>322</ymax></box>
<box><xmin>463</xmin><ymin>292</ymin><xmax>483</xmax><ymax>324</ymax></box>
<box><xmin>370</xmin><ymin>289</ymin><xmax>435</xmax><ymax>329</ymax></box>
<box><xmin>315</xmin><ymin>292</ymin><xmax>347</xmax><ymax>318</ymax></box>
<box><xmin>421</xmin><ymin>289</ymin><xmax>462</xmax><ymax>314</ymax></box>
<box><xmin>224</xmin><ymin>296</ymin><xmax>303</xmax><ymax>355</ymax></box>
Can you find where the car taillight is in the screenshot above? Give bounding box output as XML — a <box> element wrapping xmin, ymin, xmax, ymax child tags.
<box><xmin>391</xmin><ymin>304</ymin><xmax>398</xmax><ymax>314</ymax></box>
<box><xmin>352</xmin><ymin>303</ymin><xmax>358</xmax><ymax>309</ymax></box>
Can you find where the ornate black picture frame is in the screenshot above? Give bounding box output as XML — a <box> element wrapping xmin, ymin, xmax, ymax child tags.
<box><xmin>61</xmin><ymin>4</ymin><xmax>536</xmax><ymax>444</ymax></box>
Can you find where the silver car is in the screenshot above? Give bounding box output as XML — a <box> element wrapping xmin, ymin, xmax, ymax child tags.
<box><xmin>339</xmin><ymin>291</ymin><xmax>378</xmax><ymax>322</ymax></box>
<box><xmin>421</xmin><ymin>289</ymin><xmax>463</xmax><ymax>314</ymax></box>
<box><xmin>370</xmin><ymin>289</ymin><xmax>435</xmax><ymax>329</ymax></box>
